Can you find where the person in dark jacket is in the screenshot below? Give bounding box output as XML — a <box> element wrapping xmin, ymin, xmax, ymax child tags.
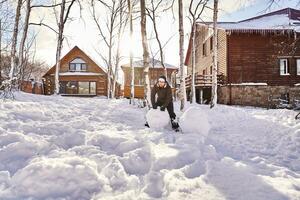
<box><xmin>150</xmin><ymin>75</ymin><xmax>179</xmax><ymax>129</ymax></box>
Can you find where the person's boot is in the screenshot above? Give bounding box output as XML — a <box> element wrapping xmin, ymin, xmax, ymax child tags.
<box><xmin>145</xmin><ymin>122</ymin><xmax>150</xmax><ymax>128</ymax></box>
<box><xmin>171</xmin><ymin>118</ymin><xmax>179</xmax><ymax>129</ymax></box>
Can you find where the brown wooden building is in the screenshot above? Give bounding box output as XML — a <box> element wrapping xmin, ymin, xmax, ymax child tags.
<box><xmin>121</xmin><ymin>59</ymin><xmax>178</xmax><ymax>98</ymax></box>
<box><xmin>43</xmin><ymin>46</ymin><xmax>120</xmax><ymax>97</ymax></box>
<box><xmin>185</xmin><ymin>8</ymin><xmax>300</xmax><ymax>107</ymax></box>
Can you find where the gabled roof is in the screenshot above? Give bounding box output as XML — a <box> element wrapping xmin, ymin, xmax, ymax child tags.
<box><xmin>121</xmin><ymin>58</ymin><xmax>178</xmax><ymax>70</ymax></box>
<box><xmin>200</xmin><ymin>7</ymin><xmax>300</xmax><ymax>32</ymax></box>
<box><xmin>43</xmin><ymin>46</ymin><xmax>107</xmax><ymax>77</ymax></box>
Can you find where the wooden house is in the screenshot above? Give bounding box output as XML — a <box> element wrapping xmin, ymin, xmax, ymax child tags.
<box><xmin>185</xmin><ymin>8</ymin><xmax>300</xmax><ymax>107</ymax></box>
<box><xmin>43</xmin><ymin>46</ymin><xmax>120</xmax><ymax>97</ymax></box>
<box><xmin>121</xmin><ymin>59</ymin><xmax>178</xmax><ymax>98</ymax></box>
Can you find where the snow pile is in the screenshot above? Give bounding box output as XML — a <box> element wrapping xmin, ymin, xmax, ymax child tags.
<box><xmin>1</xmin><ymin>156</ymin><xmax>103</xmax><ymax>200</ymax></box>
<box><xmin>0</xmin><ymin>92</ymin><xmax>299</xmax><ymax>199</ymax></box>
<box><xmin>179</xmin><ymin>106</ymin><xmax>210</xmax><ymax>136</ymax></box>
<box><xmin>146</xmin><ymin>108</ymin><xmax>170</xmax><ymax>129</ymax></box>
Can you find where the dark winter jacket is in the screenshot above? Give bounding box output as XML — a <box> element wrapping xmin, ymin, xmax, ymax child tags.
<box><xmin>151</xmin><ymin>82</ymin><xmax>173</xmax><ymax>108</ymax></box>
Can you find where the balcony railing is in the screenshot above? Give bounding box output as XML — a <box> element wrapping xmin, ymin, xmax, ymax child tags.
<box><xmin>185</xmin><ymin>74</ymin><xmax>226</xmax><ymax>88</ymax></box>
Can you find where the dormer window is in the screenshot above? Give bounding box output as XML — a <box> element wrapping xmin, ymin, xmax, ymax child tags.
<box><xmin>69</xmin><ymin>58</ymin><xmax>87</xmax><ymax>71</ymax></box>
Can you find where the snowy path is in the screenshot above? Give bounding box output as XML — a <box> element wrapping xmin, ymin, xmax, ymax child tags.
<box><xmin>0</xmin><ymin>92</ymin><xmax>299</xmax><ymax>200</ymax></box>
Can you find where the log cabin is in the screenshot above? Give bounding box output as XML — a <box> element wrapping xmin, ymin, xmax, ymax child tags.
<box><xmin>185</xmin><ymin>8</ymin><xmax>300</xmax><ymax>107</ymax></box>
<box><xmin>43</xmin><ymin>46</ymin><xmax>120</xmax><ymax>97</ymax></box>
<box><xmin>121</xmin><ymin>59</ymin><xmax>178</xmax><ymax>98</ymax></box>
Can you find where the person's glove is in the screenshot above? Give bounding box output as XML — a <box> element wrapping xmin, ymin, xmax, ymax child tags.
<box><xmin>160</xmin><ymin>106</ymin><xmax>165</xmax><ymax>111</ymax></box>
<box><xmin>152</xmin><ymin>104</ymin><xmax>157</xmax><ymax>109</ymax></box>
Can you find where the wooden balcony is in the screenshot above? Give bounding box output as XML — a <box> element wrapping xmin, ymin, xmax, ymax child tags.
<box><xmin>185</xmin><ymin>74</ymin><xmax>226</xmax><ymax>88</ymax></box>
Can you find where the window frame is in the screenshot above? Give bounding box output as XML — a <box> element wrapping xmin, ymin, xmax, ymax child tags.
<box><xmin>210</xmin><ymin>36</ymin><xmax>213</xmax><ymax>52</ymax></box>
<box><xmin>297</xmin><ymin>59</ymin><xmax>300</xmax><ymax>76</ymax></box>
<box><xmin>69</xmin><ymin>58</ymin><xmax>88</xmax><ymax>72</ymax></box>
<box><xmin>279</xmin><ymin>58</ymin><xmax>289</xmax><ymax>76</ymax></box>
<box><xmin>202</xmin><ymin>42</ymin><xmax>207</xmax><ymax>57</ymax></box>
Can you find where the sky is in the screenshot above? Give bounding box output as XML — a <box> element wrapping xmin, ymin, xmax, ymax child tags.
<box><xmin>28</xmin><ymin>0</ymin><xmax>299</xmax><ymax>69</ymax></box>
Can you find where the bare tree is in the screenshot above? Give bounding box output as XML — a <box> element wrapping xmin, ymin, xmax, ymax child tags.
<box><xmin>112</xmin><ymin>0</ymin><xmax>128</xmax><ymax>98</ymax></box>
<box><xmin>91</xmin><ymin>0</ymin><xmax>128</xmax><ymax>99</ymax></box>
<box><xmin>9</xmin><ymin>0</ymin><xmax>22</xmax><ymax>81</ymax></box>
<box><xmin>0</xmin><ymin>19</ymin><xmax>2</xmax><ymax>85</ymax></box>
<box><xmin>188</xmin><ymin>0</ymin><xmax>209</xmax><ymax>104</ymax></box>
<box><xmin>178</xmin><ymin>0</ymin><xmax>186</xmax><ymax>110</ymax></box>
<box><xmin>140</xmin><ymin>0</ymin><xmax>151</xmax><ymax>107</ymax></box>
<box><xmin>17</xmin><ymin>0</ymin><xmax>31</xmax><ymax>83</ymax></box>
<box><xmin>54</xmin><ymin>0</ymin><xmax>76</xmax><ymax>95</ymax></box>
<box><xmin>127</xmin><ymin>0</ymin><xmax>135</xmax><ymax>104</ymax></box>
<box><xmin>145</xmin><ymin>0</ymin><xmax>173</xmax><ymax>78</ymax></box>
<box><xmin>210</xmin><ymin>0</ymin><xmax>218</xmax><ymax>108</ymax></box>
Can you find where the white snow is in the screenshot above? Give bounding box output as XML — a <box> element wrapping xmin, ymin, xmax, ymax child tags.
<box><xmin>230</xmin><ymin>82</ymin><xmax>268</xmax><ymax>86</ymax></box>
<box><xmin>58</xmin><ymin>72</ymin><xmax>104</xmax><ymax>76</ymax></box>
<box><xmin>179</xmin><ymin>106</ymin><xmax>210</xmax><ymax>138</ymax></box>
<box><xmin>217</xmin><ymin>14</ymin><xmax>300</xmax><ymax>32</ymax></box>
<box><xmin>146</xmin><ymin>109</ymin><xmax>170</xmax><ymax>129</ymax></box>
<box><xmin>0</xmin><ymin>92</ymin><xmax>299</xmax><ymax>200</ymax></box>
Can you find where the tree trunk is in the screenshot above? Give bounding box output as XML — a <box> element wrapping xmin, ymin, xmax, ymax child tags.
<box><xmin>128</xmin><ymin>0</ymin><xmax>134</xmax><ymax>104</ymax></box>
<box><xmin>0</xmin><ymin>19</ymin><xmax>2</xmax><ymax>85</ymax></box>
<box><xmin>112</xmin><ymin>0</ymin><xmax>125</xmax><ymax>99</ymax></box>
<box><xmin>178</xmin><ymin>0</ymin><xmax>186</xmax><ymax>111</ymax></box>
<box><xmin>211</xmin><ymin>0</ymin><xmax>218</xmax><ymax>108</ymax></box>
<box><xmin>9</xmin><ymin>0</ymin><xmax>22</xmax><ymax>80</ymax></box>
<box><xmin>18</xmin><ymin>0</ymin><xmax>31</xmax><ymax>83</ymax></box>
<box><xmin>54</xmin><ymin>0</ymin><xmax>66</xmax><ymax>95</ymax></box>
<box><xmin>140</xmin><ymin>0</ymin><xmax>151</xmax><ymax>108</ymax></box>
<box><xmin>190</xmin><ymin>22</ymin><xmax>196</xmax><ymax>104</ymax></box>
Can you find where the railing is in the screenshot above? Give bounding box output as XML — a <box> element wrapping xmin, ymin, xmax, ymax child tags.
<box><xmin>185</xmin><ymin>74</ymin><xmax>226</xmax><ymax>88</ymax></box>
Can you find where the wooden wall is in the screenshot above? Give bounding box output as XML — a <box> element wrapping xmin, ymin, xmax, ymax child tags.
<box><xmin>43</xmin><ymin>75</ymin><xmax>107</xmax><ymax>96</ymax></box>
<box><xmin>227</xmin><ymin>32</ymin><xmax>300</xmax><ymax>86</ymax></box>
<box><xmin>43</xmin><ymin>46</ymin><xmax>112</xmax><ymax>96</ymax></box>
<box><xmin>186</xmin><ymin>24</ymin><xmax>227</xmax><ymax>77</ymax></box>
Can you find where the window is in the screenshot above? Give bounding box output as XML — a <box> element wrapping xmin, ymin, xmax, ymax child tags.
<box><xmin>297</xmin><ymin>59</ymin><xmax>300</xmax><ymax>75</ymax></box>
<box><xmin>202</xmin><ymin>42</ymin><xmax>207</xmax><ymax>57</ymax></box>
<box><xmin>279</xmin><ymin>59</ymin><xmax>289</xmax><ymax>75</ymax></box>
<box><xmin>69</xmin><ymin>58</ymin><xmax>87</xmax><ymax>71</ymax></box>
<box><xmin>203</xmin><ymin>69</ymin><xmax>206</xmax><ymax>75</ymax></box>
<box><xmin>90</xmin><ymin>82</ymin><xmax>96</xmax><ymax>94</ymax></box>
<box><xmin>134</xmin><ymin>69</ymin><xmax>144</xmax><ymax>85</ymax></box>
<box><xmin>210</xmin><ymin>36</ymin><xmax>213</xmax><ymax>51</ymax></box>
<box><xmin>78</xmin><ymin>82</ymin><xmax>89</xmax><ymax>94</ymax></box>
<box><xmin>60</xmin><ymin>81</ymin><xmax>96</xmax><ymax>95</ymax></box>
<box><xmin>70</xmin><ymin>63</ymin><xmax>76</xmax><ymax>71</ymax></box>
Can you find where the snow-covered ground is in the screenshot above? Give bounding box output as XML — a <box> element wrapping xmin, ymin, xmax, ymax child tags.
<box><xmin>0</xmin><ymin>92</ymin><xmax>299</xmax><ymax>200</ymax></box>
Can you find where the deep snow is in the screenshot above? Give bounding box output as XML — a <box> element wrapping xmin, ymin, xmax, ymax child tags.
<box><xmin>0</xmin><ymin>92</ymin><xmax>299</xmax><ymax>200</ymax></box>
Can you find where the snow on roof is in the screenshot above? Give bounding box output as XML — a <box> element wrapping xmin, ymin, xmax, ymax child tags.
<box><xmin>122</xmin><ymin>58</ymin><xmax>178</xmax><ymax>69</ymax></box>
<box><xmin>200</xmin><ymin>8</ymin><xmax>300</xmax><ymax>33</ymax></box>
<box><xmin>49</xmin><ymin>72</ymin><xmax>105</xmax><ymax>76</ymax></box>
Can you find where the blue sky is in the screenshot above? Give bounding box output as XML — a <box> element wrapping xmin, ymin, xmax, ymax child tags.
<box><xmin>220</xmin><ymin>0</ymin><xmax>299</xmax><ymax>22</ymax></box>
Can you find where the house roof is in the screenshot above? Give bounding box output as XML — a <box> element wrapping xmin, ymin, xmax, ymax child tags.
<box><xmin>121</xmin><ymin>58</ymin><xmax>178</xmax><ymax>70</ymax></box>
<box><xmin>42</xmin><ymin>46</ymin><xmax>107</xmax><ymax>77</ymax></box>
<box><xmin>200</xmin><ymin>8</ymin><xmax>300</xmax><ymax>32</ymax></box>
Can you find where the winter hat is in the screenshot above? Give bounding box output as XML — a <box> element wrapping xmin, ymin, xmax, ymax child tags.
<box><xmin>158</xmin><ymin>75</ymin><xmax>167</xmax><ymax>82</ymax></box>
